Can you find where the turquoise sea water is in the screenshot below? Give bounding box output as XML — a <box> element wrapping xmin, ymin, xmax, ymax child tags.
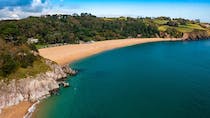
<box><xmin>33</xmin><ymin>40</ymin><xmax>210</xmax><ymax>118</ymax></box>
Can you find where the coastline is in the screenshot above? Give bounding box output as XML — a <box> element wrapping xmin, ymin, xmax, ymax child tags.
<box><xmin>0</xmin><ymin>38</ymin><xmax>182</xmax><ymax>118</ymax></box>
<box><xmin>39</xmin><ymin>38</ymin><xmax>182</xmax><ymax>65</ymax></box>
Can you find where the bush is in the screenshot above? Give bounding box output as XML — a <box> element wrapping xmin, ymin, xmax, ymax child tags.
<box><xmin>166</xmin><ymin>21</ymin><xmax>178</xmax><ymax>27</ymax></box>
<box><xmin>0</xmin><ymin>39</ymin><xmax>38</xmax><ymax>78</ymax></box>
<box><xmin>19</xmin><ymin>53</ymin><xmax>36</xmax><ymax>68</ymax></box>
<box><xmin>0</xmin><ymin>54</ymin><xmax>18</xmax><ymax>77</ymax></box>
<box><xmin>166</xmin><ymin>28</ymin><xmax>183</xmax><ymax>38</ymax></box>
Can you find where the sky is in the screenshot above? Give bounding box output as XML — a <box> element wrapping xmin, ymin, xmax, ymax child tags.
<box><xmin>0</xmin><ymin>0</ymin><xmax>210</xmax><ymax>22</ymax></box>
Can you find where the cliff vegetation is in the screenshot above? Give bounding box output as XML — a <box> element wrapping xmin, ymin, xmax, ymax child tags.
<box><xmin>0</xmin><ymin>39</ymin><xmax>50</xmax><ymax>81</ymax></box>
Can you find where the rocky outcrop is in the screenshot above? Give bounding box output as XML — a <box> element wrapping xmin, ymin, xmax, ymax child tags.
<box><xmin>0</xmin><ymin>60</ymin><xmax>76</xmax><ymax>113</ymax></box>
<box><xmin>183</xmin><ymin>30</ymin><xmax>210</xmax><ymax>40</ymax></box>
<box><xmin>62</xmin><ymin>65</ymin><xmax>77</xmax><ymax>75</ymax></box>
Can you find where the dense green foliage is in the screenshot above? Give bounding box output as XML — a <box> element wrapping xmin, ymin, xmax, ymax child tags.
<box><xmin>0</xmin><ymin>39</ymin><xmax>37</xmax><ymax>77</ymax></box>
<box><xmin>0</xmin><ymin>14</ymin><xmax>209</xmax><ymax>46</ymax></box>
<box><xmin>166</xmin><ymin>28</ymin><xmax>183</xmax><ymax>38</ymax></box>
<box><xmin>0</xmin><ymin>14</ymin><xmax>159</xmax><ymax>44</ymax></box>
<box><xmin>166</xmin><ymin>21</ymin><xmax>179</xmax><ymax>27</ymax></box>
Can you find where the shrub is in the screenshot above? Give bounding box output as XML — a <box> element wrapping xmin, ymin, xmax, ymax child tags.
<box><xmin>166</xmin><ymin>28</ymin><xmax>183</xmax><ymax>38</ymax></box>
<box><xmin>166</xmin><ymin>21</ymin><xmax>178</xmax><ymax>27</ymax></box>
<box><xmin>0</xmin><ymin>54</ymin><xmax>18</xmax><ymax>77</ymax></box>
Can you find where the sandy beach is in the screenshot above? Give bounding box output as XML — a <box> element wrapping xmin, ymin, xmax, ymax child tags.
<box><xmin>39</xmin><ymin>38</ymin><xmax>182</xmax><ymax>65</ymax></box>
<box><xmin>0</xmin><ymin>102</ymin><xmax>32</xmax><ymax>118</ymax></box>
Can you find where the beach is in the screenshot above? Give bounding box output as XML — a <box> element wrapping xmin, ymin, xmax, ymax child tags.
<box><xmin>39</xmin><ymin>38</ymin><xmax>182</xmax><ymax>65</ymax></box>
<box><xmin>0</xmin><ymin>102</ymin><xmax>32</xmax><ymax>118</ymax></box>
<box><xmin>0</xmin><ymin>38</ymin><xmax>181</xmax><ymax>118</ymax></box>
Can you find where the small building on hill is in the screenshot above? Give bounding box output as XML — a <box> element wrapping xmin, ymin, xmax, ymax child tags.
<box><xmin>137</xmin><ymin>34</ymin><xmax>142</xmax><ymax>38</ymax></box>
<box><xmin>27</xmin><ymin>38</ymin><xmax>39</xmax><ymax>44</ymax></box>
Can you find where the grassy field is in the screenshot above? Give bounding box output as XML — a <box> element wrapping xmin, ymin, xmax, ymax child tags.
<box><xmin>35</xmin><ymin>44</ymin><xmax>48</xmax><ymax>49</ymax></box>
<box><xmin>177</xmin><ymin>24</ymin><xmax>206</xmax><ymax>32</ymax></box>
<box><xmin>158</xmin><ymin>25</ymin><xmax>169</xmax><ymax>31</ymax></box>
<box><xmin>158</xmin><ymin>23</ymin><xmax>207</xmax><ymax>33</ymax></box>
<box><xmin>153</xmin><ymin>19</ymin><xmax>169</xmax><ymax>25</ymax></box>
<box><xmin>0</xmin><ymin>58</ymin><xmax>51</xmax><ymax>81</ymax></box>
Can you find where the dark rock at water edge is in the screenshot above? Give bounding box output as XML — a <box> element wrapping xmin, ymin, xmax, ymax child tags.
<box><xmin>62</xmin><ymin>65</ymin><xmax>77</xmax><ymax>75</ymax></box>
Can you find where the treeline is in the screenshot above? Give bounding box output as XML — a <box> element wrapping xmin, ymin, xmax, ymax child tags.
<box><xmin>0</xmin><ymin>14</ymin><xmax>208</xmax><ymax>46</ymax></box>
<box><xmin>0</xmin><ymin>13</ymin><xmax>163</xmax><ymax>44</ymax></box>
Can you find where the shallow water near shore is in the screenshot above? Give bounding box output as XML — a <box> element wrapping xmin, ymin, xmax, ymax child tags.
<box><xmin>33</xmin><ymin>39</ymin><xmax>210</xmax><ymax>118</ymax></box>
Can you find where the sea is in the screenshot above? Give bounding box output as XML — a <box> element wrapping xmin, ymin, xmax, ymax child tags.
<box><xmin>33</xmin><ymin>39</ymin><xmax>210</xmax><ymax>118</ymax></box>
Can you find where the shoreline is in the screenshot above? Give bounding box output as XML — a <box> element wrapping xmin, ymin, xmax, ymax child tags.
<box><xmin>39</xmin><ymin>38</ymin><xmax>182</xmax><ymax>65</ymax></box>
<box><xmin>0</xmin><ymin>38</ymin><xmax>182</xmax><ymax>118</ymax></box>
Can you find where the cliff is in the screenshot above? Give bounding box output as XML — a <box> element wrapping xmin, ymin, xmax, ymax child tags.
<box><xmin>183</xmin><ymin>30</ymin><xmax>210</xmax><ymax>40</ymax></box>
<box><xmin>0</xmin><ymin>60</ymin><xmax>76</xmax><ymax>113</ymax></box>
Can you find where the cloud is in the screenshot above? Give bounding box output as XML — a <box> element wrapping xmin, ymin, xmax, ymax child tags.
<box><xmin>0</xmin><ymin>0</ymin><xmax>49</xmax><ymax>19</ymax></box>
<box><xmin>0</xmin><ymin>0</ymin><xmax>48</xmax><ymax>12</ymax></box>
<box><xmin>0</xmin><ymin>7</ymin><xmax>42</xmax><ymax>20</ymax></box>
<box><xmin>22</xmin><ymin>0</ymin><xmax>48</xmax><ymax>12</ymax></box>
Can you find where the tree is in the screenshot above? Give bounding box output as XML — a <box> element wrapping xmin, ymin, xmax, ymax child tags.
<box><xmin>166</xmin><ymin>28</ymin><xmax>183</xmax><ymax>38</ymax></box>
<box><xmin>0</xmin><ymin>53</ymin><xmax>18</xmax><ymax>77</ymax></box>
<box><xmin>166</xmin><ymin>21</ymin><xmax>178</xmax><ymax>27</ymax></box>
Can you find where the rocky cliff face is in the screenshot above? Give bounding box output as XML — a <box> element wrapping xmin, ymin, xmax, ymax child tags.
<box><xmin>0</xmin><ymin>60</ymin><xmax>76</xmax><ymax>113</ymax></box>
<box><xmin>183</xmin><ymin>30</ymin><xmax>210</xmax><ymax>40</ymax></box>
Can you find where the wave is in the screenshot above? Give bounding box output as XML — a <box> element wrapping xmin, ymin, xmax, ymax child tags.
<box><xmin>24</xmin><ymin>100</ymin><xmax>40</xmax><ymax>118</ymax></box>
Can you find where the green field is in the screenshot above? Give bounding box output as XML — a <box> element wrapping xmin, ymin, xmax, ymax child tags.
<box><xmin>177</xmin><ymin>24</ymin><xmax>206</xmax><ymax>32</ymax></box>
<box><xmin>153</xmin><ymin>19</ymin><xmax>169</xmax><ymax>25</ymax></box>
<box><xmin>35</xmin><ymin>44</ymin><xmax>48</xmax><ymax>49</ymax></box>
<box><xmin>158</xmin><ymin>25</ymin><xmax>169</xmax><ymax>31</ymax></box>
<box><xmin>158</xmin><ymin>23</ymin><xmax>207</xmax><ymax>33</ymax></box>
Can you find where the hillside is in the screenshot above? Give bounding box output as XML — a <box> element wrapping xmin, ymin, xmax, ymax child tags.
<box><xmin>0</xmin><ymin>14</ymin><xmax>209</xmax><ymax>47</ymax></box>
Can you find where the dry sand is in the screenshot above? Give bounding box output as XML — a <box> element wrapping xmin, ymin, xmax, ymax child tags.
<box><xmin>39</xmin><ymin>38</ymin><xmax>182</xmax><ymax>65</ymax></box>
<box><xmin>0</xmin><ymin>102</ymin><xmax>32</xmax><ymax>118</ymax></box>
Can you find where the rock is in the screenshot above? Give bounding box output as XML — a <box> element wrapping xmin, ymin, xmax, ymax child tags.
<box><xmin>59</xmin><ymin>81</ymin><xmax>70</xmax><ymax>88</ymax></box>
<box><xmin>0</xmin><ymin>59</ymin><xmax>76</xmax><ymax>112</ymax></box>
<box><xmin>183</xmin><ymin>30</ymin><xmax>210</xmax><ymax>40</ymax></box>
<box><xmin>62</xmin><ymin>65</ymin><xmax>77</xmax><ymax>75</ymax></box>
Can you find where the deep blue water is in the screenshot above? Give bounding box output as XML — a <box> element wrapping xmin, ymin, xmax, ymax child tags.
<box><xmin>33</xmin><ymin>40</ymin><xmax>210</xmax><ymax>118</ymax></box>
